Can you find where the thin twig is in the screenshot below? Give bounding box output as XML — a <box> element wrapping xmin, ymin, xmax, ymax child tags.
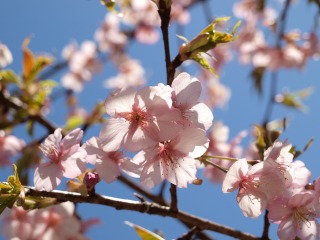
<box><xmin>261</xmin><ymin>210</ymin><xmax>270</xmax><ymax>240</ymax></box>
<box><xmin>176</xmin><ymin>226</ymin><xmax>200</xmax><ymax>240</ymax></box>
<box><xmin>262</xmin><ymin>0</ymin><xmax>291</xmax><ymax>125</ymax></box>
<box><xmin>24</xmin><ymin>187</ymin><xmax>260</xmax><ymax>240</ymax></box>
<box><xmin>158</xmin><ymin>0</ymin><xmax>173</xmax><ymax>85</ymax></box>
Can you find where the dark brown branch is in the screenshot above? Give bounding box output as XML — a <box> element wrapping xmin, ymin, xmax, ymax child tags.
<box><xmin>169</xmin><ymin>183</ymin><xmax>178</xmax><ymax>212</ymax></box>
<box><xmin>0</xmin><ymin>90</ymin><xmax>56</xmax><ymax>134</ymax></box>
<box><xmin>25</xmin><ymin>187</ymin><xmax>259</xmax><ymax>240</ymax></box>
<box><xmin>158</xmin><ymin>0</ymin><xmax>173</xmax><ymax>85</ymax></box>
<box><xmin>118</xmin><ymin>175</ymin><xmax>212</xmax><ymax>240</ymax></box>
<box><xmin>261</xmin><ymin>210</ymin><xmax>270</xmax><ymax>240</ymax></box>
<box><xmin>176</xmin><ymin>226</ymin><xmax>200</xmax><ymax>240</ymax></box>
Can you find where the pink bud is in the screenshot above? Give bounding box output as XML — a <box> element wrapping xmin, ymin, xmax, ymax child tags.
<box><xmin>84</xmin><ymin>172</ymin><xmax>100</xmax><ymax>188</ymax></box>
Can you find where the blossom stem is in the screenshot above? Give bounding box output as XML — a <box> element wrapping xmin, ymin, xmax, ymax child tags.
<box><xmin>200</xmin><ymin>158</ymin><xmax>228</xmax><ymax>173</ymax></box>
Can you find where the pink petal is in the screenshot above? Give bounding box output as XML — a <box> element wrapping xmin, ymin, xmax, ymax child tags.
<box><xmin>222</xmin><ymin>159</ymin><xmax>248</xmax><ymax>193</ymax></box>
<box><xmin>164</xmin><ymin>156</ymin><xmax>197</xmax><ymax>188</ymax></box>
<box><xmin>189</xmin><ymin>103</ymin><xmax>214</xmax><ymax>131</ymax></box>
<box><xmin>172</xmin><ymin>72</ymin><xmax>201</xmax><ymax>108</ymax></box>
<box><xmin>34</xmin><ymin>163</ymin><xmax>63</xmax><ymax>191</ymax></box>
<box><xmin>105</xmin><ymin>88</ymin><xmax>136</xmax><ymax>116</ymax></box>
<box><xmin>83</xmin><ymin>137</ymin><xmax>102</xmax><ymax>164</ymax></box>
<box><xmin>237</xmin><ymin>191</ymin><xmax>266</xmax><ymax>218</ymax></box>
<box><xmin>61</xmin><ymin>148</ymin><xmax>86</xmax><ymax>178</ymax></box>
<box><xmin>140</xmin><ymin>159</ymin><xmax>164</xmax><ymax>188</ymax></box>
<box><xmin>61</xmin><ymin>128</ymin><xmax>83</xmax><ymax>150</ymax></box>
<box><xmin>99</xmin><ymin>118</ymin><xmax>130</xmax><ymax>152</ymax></box>
<box><xmin>95</xmin><ymin>158</ymin><xmax>120</xmax><ymax>183</ymax></box>
<box><xmin>173</xmin><ymin>128</ymin><xmax>209</xmax><ymax>158</ymax></box>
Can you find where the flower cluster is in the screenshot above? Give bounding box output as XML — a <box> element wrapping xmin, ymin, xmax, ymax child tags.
<box><xmin>61</xmin><ymin>41</ymin><xmax>101</xmax><ymax>92</ymax></box>
<box><xmin>222</xmin><ymin>139</ymin><xmax>320</xmax><ymax>239</ymax></box>
<box><xmin>1</xmin><ymin>202</ymin><xmax>95</xmax><ymax>240</ymax></box>
<box><xmin>34</xmin><ymin>72</ymin><xmax>212</xmax><ymax>190</ymax></box>
<box><xmin>234</xmin><ymin>0</ymin><xmax>319</xmax><ymax>70</ymax></box>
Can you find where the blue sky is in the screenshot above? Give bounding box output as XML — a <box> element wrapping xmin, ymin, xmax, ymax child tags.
<box><xmin>1</xmin><ymin>1</ymin><xmax>320</xmax><ymax>239</ymax></box>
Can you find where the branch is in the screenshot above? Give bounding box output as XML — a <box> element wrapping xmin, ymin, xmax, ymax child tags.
<box><xmin>169</xmin><ymin>183</ymin><xmax>178</xmax><ymax>212</ymax></box>
<box><xmin>118</xmin><ymin>175</ymin><xmax>212</xmax><ymax>240</ymax></box>
<box><xmin>261</xmin><ymin>210</ymin><xmax>270</xmax><ymax>240</ymax></box>
<box><xmin>158</xmin><ymin>0</ymin><xmax>173</xmax><ymax>85</ymax></box>
<box><xmin>0</xmin><ymin>90</ymin><xmax>56</xmax><ymax>134</ymax></box>
<box><xmin>25</xmin><ymin>187</ymin><xmax>260</xmax><ymax>240</ymax></box>
<box><xmin>261</xmin><ymin>0</ymin><xmax>291</xmax><ymax>125</ymax></box>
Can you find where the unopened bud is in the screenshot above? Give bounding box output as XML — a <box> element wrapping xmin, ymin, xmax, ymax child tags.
<box><xmin>84</xmin><ymin>172</ymin><xmax>100</xmax><ymax>189</ymax></box>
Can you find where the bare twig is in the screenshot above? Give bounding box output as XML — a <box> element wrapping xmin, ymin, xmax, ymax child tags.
<box><xmin>176</xmin><ymin>226</ymin><xmax>200</xmax><ymax>240</ymax></box>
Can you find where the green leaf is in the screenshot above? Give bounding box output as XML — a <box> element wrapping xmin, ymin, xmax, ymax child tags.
<box><xmin>65</xmin><ymin>116</ymin><xmax>85</xmax><ymax>131</ymax></box>
<box><xmin>200</xmin><ymin>16</ymin><xmax>231</xmax><ymax>34</ymax></box>
<box><xmin>0</xmin><ymin>70</ymin><xmax>20</xmax><ymax>85</ymax></box>
<box><xmin>0</xmin><ymin>194</ymin><xmax>18</xmax><ymax>214</ymax></box>
<box><xmin>8</xmin><ymin>165</ymin><xmax>23</xmax><ymax>191</ymax></box>
<box><xmin>191</xmin><ymin>53</ymin><xmax>218</xmax><ymax>76</ymax></box>
<box><xmin>125</xmin><ymin>221</ymin><xmax>165</xmax><ymax>240</ymax></box>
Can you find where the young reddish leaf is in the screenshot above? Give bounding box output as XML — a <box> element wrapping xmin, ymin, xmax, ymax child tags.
<box><xmin>22</xmin><ymin>37</ymin><xmax>35</xmax><ymax>80</ymax></box>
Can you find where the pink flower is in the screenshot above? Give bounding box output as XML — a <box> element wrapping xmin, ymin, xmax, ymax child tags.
<box><xmin>0</xmin><ymin>42</ymin><xmax>13</xmax><ymax>68</ymax></box>
<box><xmin>61</xmin><ymin>41</ymin><xmax>101</xmax><ymax>92</ymax></box>
<box><xmin>263</xmin><ymin>139</ymin><xmax>293</xmax><ymax>184</ymax></box>
<box><xmin>0</xmin><ymin>130</ymin><xmax>25</xmax><ymax>166</ymax></box>
<box><xmin>1</xmin><ymin>207</ymin><xmax>34</xmax><ymax>240</ymax></box>
<box><xmin>171</xmin><ymin>72</ymin><xmax>213</xmax><ymax>131</ymax></box>
<box><xmin>133</xmin><ymin>127</ymin><xmax>209</xmax><ymax>188</ymax></box>
<box><xmin>83</xmin><ymin>137</ymin><xmax>142</xmax><ymax>183</ymax></box>
<box><xmin>268</xmin><ymin>192</ymin><xmax>319</xmax><ymax>240</ymax></box>
<box><xmin>104</xmin><ymin>58</ymin><xmax>145</xmax><ymax>89</ymax></box>
<box><xmin>32</xmin><ymin>202</ymin><xmax>83</xmax><ymax>240</ymax></box>
<box><xmin>94</xmin><ymin>13</ymin><xmax>128</xmax><ymax>52</ymax></box>
<box><xmin>222</xmin><ymin>158</ymin><xmax>286</xmax><ymax>218</ymax></box>
<box><xmin>34</xmin><ymin>128</ymin><xmax>86</xmax><ymax>191</ymax></box>
<box><xmin>204</xmin><ymin>122</ymin><xmax>245</xmax><ymax>184</ymax></box>
<box><xmin>99</xmin><ymin>86</ymin><xmax>182</xmax><ymax>152</ymax></box>
<box><xmin>135</xmin><ymin>25</ymin><xmax>159</xmax><ymax>44</ymax></box>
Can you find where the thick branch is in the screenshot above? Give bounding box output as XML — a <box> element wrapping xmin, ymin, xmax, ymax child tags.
<box><xmin>25</xmin><ymin>187</ymin><xmax>259</xmax><ymax>240</ymax></box>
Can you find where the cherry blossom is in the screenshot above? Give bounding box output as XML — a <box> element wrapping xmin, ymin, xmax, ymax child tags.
<box><xmin>34</xmin><ymin>128</ymin><xmax>86</xmax><ymax>191</ymax></box>
<box><xmin>222</xmin><ymin>158</ymin><xmax>286</xmax><ymax>218</ymax></box>
<box><xmin>32</xmin><ymin>202</ymin><xmax>83</xmax><ymax>239</ymax></box>
<box><xmin>1</xmin><ymin>207</ymin><xmax>35</xmax><ymax>240</ymax></box>
<box><xmin>61</xmin><ymin>41</ymin><xmax>101</xmax><ymax>92</ymax></box>
<box><xmin>0</xmin><ymin>130</ymin><xmax>25</xmax><ymax>166</ymax></box>
<box><xmin>268</xmin><ymin>192</ymin><xmax>319</xmax><ymax>240</ymax></box>
<box><xmin>133</xmin><ymin>127</ymin><xmax>209</xmax><ymax>188</ymax></box>
<box><xmin>99</xmin><ymin>86</ymin><xmax>182</xmax><ymax>152</ymax></box>
<box><xmin>171</xmin><ymin>72</ymin><xmax>213</xmax><ymax>131</ymax></box>
<box><xmin>94</xmin><ymin>13</ymin><xmax>128</xmax><ymax>52</ymax></box>
<box><xmin>204</xmin><ymin>122</ymin><xmax>245</xmax><ymax>184</ymax></box>
<box><xmin>83</xmin><ymin>136</ymin><xmax>141</xmax><ymax>183</ymax></box>
<box><xmin>104</xmin><ymin>57</ymin><xmax>145</xmax><ymax>89</ymax></box>
<box><xmin>0</xmin><ymin>42</ymin><xmax>13</xmax><ymax>68</ymax></box>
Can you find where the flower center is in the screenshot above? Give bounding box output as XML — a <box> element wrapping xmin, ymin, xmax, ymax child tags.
<box><xmin>292</xmin><ymin>207</ymin><xmax>315</xmax><ymax>229</ymax></box>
